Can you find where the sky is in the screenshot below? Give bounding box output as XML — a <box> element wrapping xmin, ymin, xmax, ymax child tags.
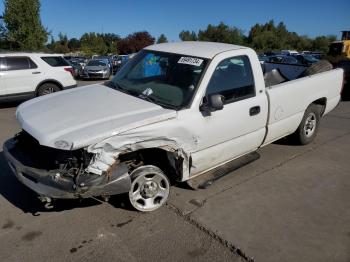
<box><xmin>0</xmin><ymin>0</ymin><xmax>349</xmax><ymax>41</ymax></box>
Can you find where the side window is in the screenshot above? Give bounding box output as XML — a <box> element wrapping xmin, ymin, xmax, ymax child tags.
<box><xmin>41</xmin><ymin>56</ymin><xmax>70</xmax><ymax>67</ymax></box>
<box><xmin>206</xmin><ymin>56</ymin><xmax>255</xmax><ymax>104</ymax></box>
<box><xmin>5</xmin><ymin>57</ymin><xmax>31</xmax><ymax>71</ymax></box>
<box><xmin>28</xmin><ymin>58</ymin><xmax>38</xmax><ymax>69</ymax></box>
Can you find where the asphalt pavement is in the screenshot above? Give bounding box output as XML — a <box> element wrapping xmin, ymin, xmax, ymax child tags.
<box><xmin>0</xmin><ymin>83</ymin><xmax>349</xmax><ymax>262</ymax></box>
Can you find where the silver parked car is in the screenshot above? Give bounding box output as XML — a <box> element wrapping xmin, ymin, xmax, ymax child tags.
<box><xmin>82</xmin><ymin>59</ymin><xmax>111</xmax><ymax>79</ymax></box>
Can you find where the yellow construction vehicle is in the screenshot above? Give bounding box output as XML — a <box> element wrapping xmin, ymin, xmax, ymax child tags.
<box><xmin>329</xmin><ymin>31</ymin><xmax>350</xmax><ymax>59</ymax></box>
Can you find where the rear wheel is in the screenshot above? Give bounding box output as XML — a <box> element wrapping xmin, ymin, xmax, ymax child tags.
<box><xmin>292</xmin><ymin>104</ymin><xmax>321</xmax><ymax>145</ymax></box>
<box><xmin>37</xmin><ymin>83</ymin><xmax>60</xmax><ymax>96</ymax></box>
<box><xmin>128</xmin><ymin>165</ymin><xmax>170</xmax><ymax>212</ymax></box>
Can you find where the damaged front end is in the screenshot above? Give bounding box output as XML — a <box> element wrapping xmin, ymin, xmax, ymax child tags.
<box><xmin>3</xmin><ymin>131</ymin><xmax>131</xmax><ymax>201</ymax></box>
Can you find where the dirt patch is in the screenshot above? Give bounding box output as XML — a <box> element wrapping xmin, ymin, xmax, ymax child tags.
<box><xmin>22</xmin><ymin>231</ymin><xmax>42</xmax><ymax>241</ymax></box>
<box><xmin>2</xmin><ymin>219</ymin><xmax>14</xmax><ymax>229</ymax></box>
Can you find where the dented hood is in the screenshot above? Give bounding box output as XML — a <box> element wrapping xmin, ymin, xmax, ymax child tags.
<box><xmin>16</xmin><ymin>84</ymin><xmax>176</xmax><ymax>149</ymax></box>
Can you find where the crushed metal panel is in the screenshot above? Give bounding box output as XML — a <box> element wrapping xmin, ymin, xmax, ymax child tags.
<box><xmin>86</xmin><ymin>123</ymin><xmax>198</xmax><ymax>181</ymax></box>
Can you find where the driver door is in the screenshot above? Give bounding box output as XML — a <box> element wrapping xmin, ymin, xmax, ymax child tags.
<box><xmin>189</xmin><ymin>55</ymin><xmax>268</xmax><ymax>176</ymax></box>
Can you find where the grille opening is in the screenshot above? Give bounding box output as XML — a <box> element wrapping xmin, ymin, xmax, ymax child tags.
<box><xmin>13</xmin><ymin>131</ymin><xmax>92</xmax><ymax>171</ymax></box>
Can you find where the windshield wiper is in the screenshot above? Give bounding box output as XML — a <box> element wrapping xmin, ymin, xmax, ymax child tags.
<box><xmin>139</xmin><ymin>94</ymin><xmax>177</xmax><ymax>110</ymax></box>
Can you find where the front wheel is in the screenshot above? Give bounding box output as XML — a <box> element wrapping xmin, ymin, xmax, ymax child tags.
<box><xmin>128</xmin><ymin>165</ymin><xmax>170</xmax><ymax>212</ymax></box>
<box><xmin>292</xmin><ymin>104</ymin><xmax>321</xmax><ymax>145</ymax></box>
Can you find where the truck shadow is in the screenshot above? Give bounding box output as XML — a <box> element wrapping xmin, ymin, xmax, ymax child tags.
<box><xmin>341</xmin><ymin>93</ymin><xmax>350</xmax><ymax>101</ymax></box>
<box><xmin>0</xmin><ymin>151</ymin><xmax>103</xmax><ymax>215</ymax></box>
<box><xmin>341</xmin><ymin>84</ymin><xmax>350</xmax><ymax>101</ymax></box>
<box><xmin>0</xmin><ymin>101</ymin><xmax>23</xmax><ymax>109</ymax></box>
<box><xmin>273</xmin><ymin>136</ymin><xmax>300</xmax><ymax>146</ymax></box>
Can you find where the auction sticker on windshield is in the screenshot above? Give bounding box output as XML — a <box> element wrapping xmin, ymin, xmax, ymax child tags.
<box><xmin>178</xmin><ymin>57</ymin><xmax>203</xmax><ymax>66</ymax></box>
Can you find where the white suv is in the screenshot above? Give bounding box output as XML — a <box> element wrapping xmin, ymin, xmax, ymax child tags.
<box><xmin>0</xmin><ymin>53</ymin><xmax>77</xmax><ymax>102</ymax></box>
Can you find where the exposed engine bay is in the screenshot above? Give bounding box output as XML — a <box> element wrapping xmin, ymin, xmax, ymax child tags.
<box><xmin>6</xmin><ymin>131</ymin><xmax>132</xmax><ymax>202</ymax></box>
<box><xmin>16</xmin><ymin>131</ymin><xmax>93</xmax><ymax>175</ymax></box>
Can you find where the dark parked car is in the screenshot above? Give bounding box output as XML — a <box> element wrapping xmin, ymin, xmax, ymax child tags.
<box><xmin>113</xmin><ymin>55</ymin><xmax>129</xmax><ymax>73</ymax></box>
<box><xmin>69</xmin><ymin>60</ymin><xmax>83</xmax><ymax>79</ymax></box>
<box><xmin>258</xmin><ymin>54</ymin><xmax>269</xmax><ymax>63</ymax></box>
<box><xmin>72</xmin><ymin>57</ymin><xmax>87</xmax><ymax>68</ymax></box>
<box><xmin>310</xmin><ymin>52</ymin><xmax>325</xmax><ymax>60</ymax></box>
<box><xmin>293</xmin><ymin>54</ymin><xmax>319</xmax><ymax>66</ymax></box>
<box><xmin>267</xmin><ymin>55</ymin><xmax>299</xmax><ymax>64</ymax></box>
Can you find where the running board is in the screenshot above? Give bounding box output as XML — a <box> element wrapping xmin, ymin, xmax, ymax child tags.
<box><xmin>186</xmin><ymin>152</ymin><xmax>260</xmax><ymax>190</ymax></box>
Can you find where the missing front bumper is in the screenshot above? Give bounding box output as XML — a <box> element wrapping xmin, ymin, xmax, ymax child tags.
<box><xmin>3</xmin><ymin>139</ymin><xmax>131</xmax><ymax>199</ymax></box>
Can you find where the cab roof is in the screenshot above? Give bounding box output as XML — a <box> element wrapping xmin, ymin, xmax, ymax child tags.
<box><xmin>144</xmin><ymin>41</ymin><xmax>247</xmax><ymax>59</ymax></box>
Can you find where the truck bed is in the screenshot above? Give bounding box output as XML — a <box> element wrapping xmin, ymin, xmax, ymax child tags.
<box><xmin>262</xmin><ymin>68</ymin><xmax>343</xmax><ymax>145</ymax></box>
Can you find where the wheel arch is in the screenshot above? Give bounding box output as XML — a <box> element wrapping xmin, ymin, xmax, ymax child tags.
<box><xmin>311</xmin><ymin>97</ymin><xmax>327</xmax><ymax>116</ymax></box>
<box><xmin>118</xmin><ymin>147</ymin><xmax>184</xmax><ymax>183</ymax></box>
<box><xmin>35</xmin><ymin>79</ymin><xmax>63</xmax><ymax>96</ymax></box>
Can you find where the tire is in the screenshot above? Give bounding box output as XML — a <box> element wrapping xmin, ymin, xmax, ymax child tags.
<box><xmin>37</xmin><ymin>83</ymin><xmax>60</xmax><ymax>96</ymax></box>
<box><xmin>128</xmin><ymin>165</ymin><xmax>170</xmax><ymax>212</ymax></box>
<box><xmin>291</xmin><ymin>104</ymin><xmax>321</xmax><ymax>145</ymax></box>
<box><xmin>301</xmin><ymin>60</ymin><xmax>333</xmax><ymax>77</ymax></box>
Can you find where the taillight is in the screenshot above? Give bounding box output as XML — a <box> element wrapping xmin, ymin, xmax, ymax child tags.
<box><xmin>64</xmin><ymin>67</ymin><xmax>74</xmax><ymax>76</ymax></box>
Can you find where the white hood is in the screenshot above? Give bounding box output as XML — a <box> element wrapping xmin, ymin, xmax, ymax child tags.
<box><xmin>16</xmin><ymin>84</ymin><xmax>176</xmax><ymax>149</ymax></box>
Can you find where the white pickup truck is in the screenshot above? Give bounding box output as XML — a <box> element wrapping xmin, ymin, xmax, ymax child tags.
<box><xmin>3</xmin><ymin>42</ymin><xmax>344</xmax><ymax>211</ymax></box>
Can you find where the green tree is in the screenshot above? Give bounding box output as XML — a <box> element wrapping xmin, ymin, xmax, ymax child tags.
<box><xmin>0</xmin><ymin>16</ymin><xmax>9</xmax><ymax>49</ymax></box>
<box><xmin>248</xmin><ymin>20</ymin><xmax>281</xmax><ymax>51</ymax></box>
<box><xmin>197</xmin><ymin>22</ymin><xmax>245</xmax><ymax>45</ymax></box>
<box><xmin>157</xmin><ymin>34</ymin><xmax>168</xmax><ymax>43</ymax></box>
<box><xmin>247</xmin><ymin>20</ymin><xmax>337</xmax><ymax>52</ymax></box>
<box><xmin>80</xmin><ymin>32</ymin><xmax>108</xmax><ymax>56</ymax></box>
<box><xmin>2</xmin><ymin>0</ymin><xmax>48</xmax><ymax>50</ymax></box>
<box><xmin>312</xmin><ymin>35</ymin><xmax>337</xmax><ymax>53</ymax></box>
<box><xmin>52</xmin><ymin>32</ymin><xmax>70</xmax><ymax>53</ymax></box>
<box><xmin>179</xmin><ymin>30</ymin><xmax>197</xmax><ymax>41</ymax></box>
<box><xmin>295</xmin><ymin>35</ymin><xmax>313</xmax><ymax>51</ymax></box>
<box><xmin>99</xmin><ymin>33</ymin><xmax>120</xmax><ymax>53</ymax></box>
<box><xmin>68</xmin><ymin>38</ymin><xmax>81</xmax><ymax>51</ymax></box>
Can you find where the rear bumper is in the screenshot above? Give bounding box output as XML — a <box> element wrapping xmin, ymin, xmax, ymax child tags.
<box><xmin>3</xmin><ymin>139</ymin><xmax>131</xmax><ymax>199</ymax></box>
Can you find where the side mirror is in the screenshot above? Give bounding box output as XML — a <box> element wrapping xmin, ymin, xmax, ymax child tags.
<box><xmin>200</xmin><ymin>94</ymin><xmax>224</xmax><ymax>112</ymax></box>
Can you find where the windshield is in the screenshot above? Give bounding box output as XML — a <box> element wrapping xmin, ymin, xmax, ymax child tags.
<box><xmin>87</xmin><ymin>60</ymin><xmax>107</xmax><ymax>66</ymax></box>
<box><xmin>109</xmin><ymin>50</ymin><xmax>208</xmax><ymax>109</ymax></box>
<box><xmin>117</xmin><ymin>56</ymin><xmax>128</xmax><ymax>61</ymax></box>
<box><xmin>303</xmin><ymin>55</ymin><xmax>319</xmax><ymax>63</ymax></box>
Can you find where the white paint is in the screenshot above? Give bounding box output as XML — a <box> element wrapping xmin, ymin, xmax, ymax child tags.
<box><xmin>15</xmin><ymin>42</ymin><xmax>343</xmax><ymax>181</ymax></box>
<box><xmin>145</xmin><ymin>41</ymin><xmax>246</xmax><ymax>59</ymax></box>
<box><xmin>0</xmin><ymin>53</ymin><xmax>76</xmax><ymax>96</ymax></box>
<box><xmin>17</xmin><ymin>84</ymin><xmax>177</xmax><ymax>149</ymax></box>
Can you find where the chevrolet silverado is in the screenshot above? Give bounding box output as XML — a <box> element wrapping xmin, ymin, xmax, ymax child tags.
<box><xmin>3</xmin><ymin>42</ymin><xmax>344</xmax><ymax>211</ymax></box>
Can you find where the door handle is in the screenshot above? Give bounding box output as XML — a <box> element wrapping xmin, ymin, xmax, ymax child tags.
<box><xmin>32</xmin><ymin>71</ymin><xmax>41</xmax><ymax>74</ymax></box>
<box><xmin>249</xmin><ymin>106</ymin><xmax>260</xmax><ymax>116</ymax></box>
